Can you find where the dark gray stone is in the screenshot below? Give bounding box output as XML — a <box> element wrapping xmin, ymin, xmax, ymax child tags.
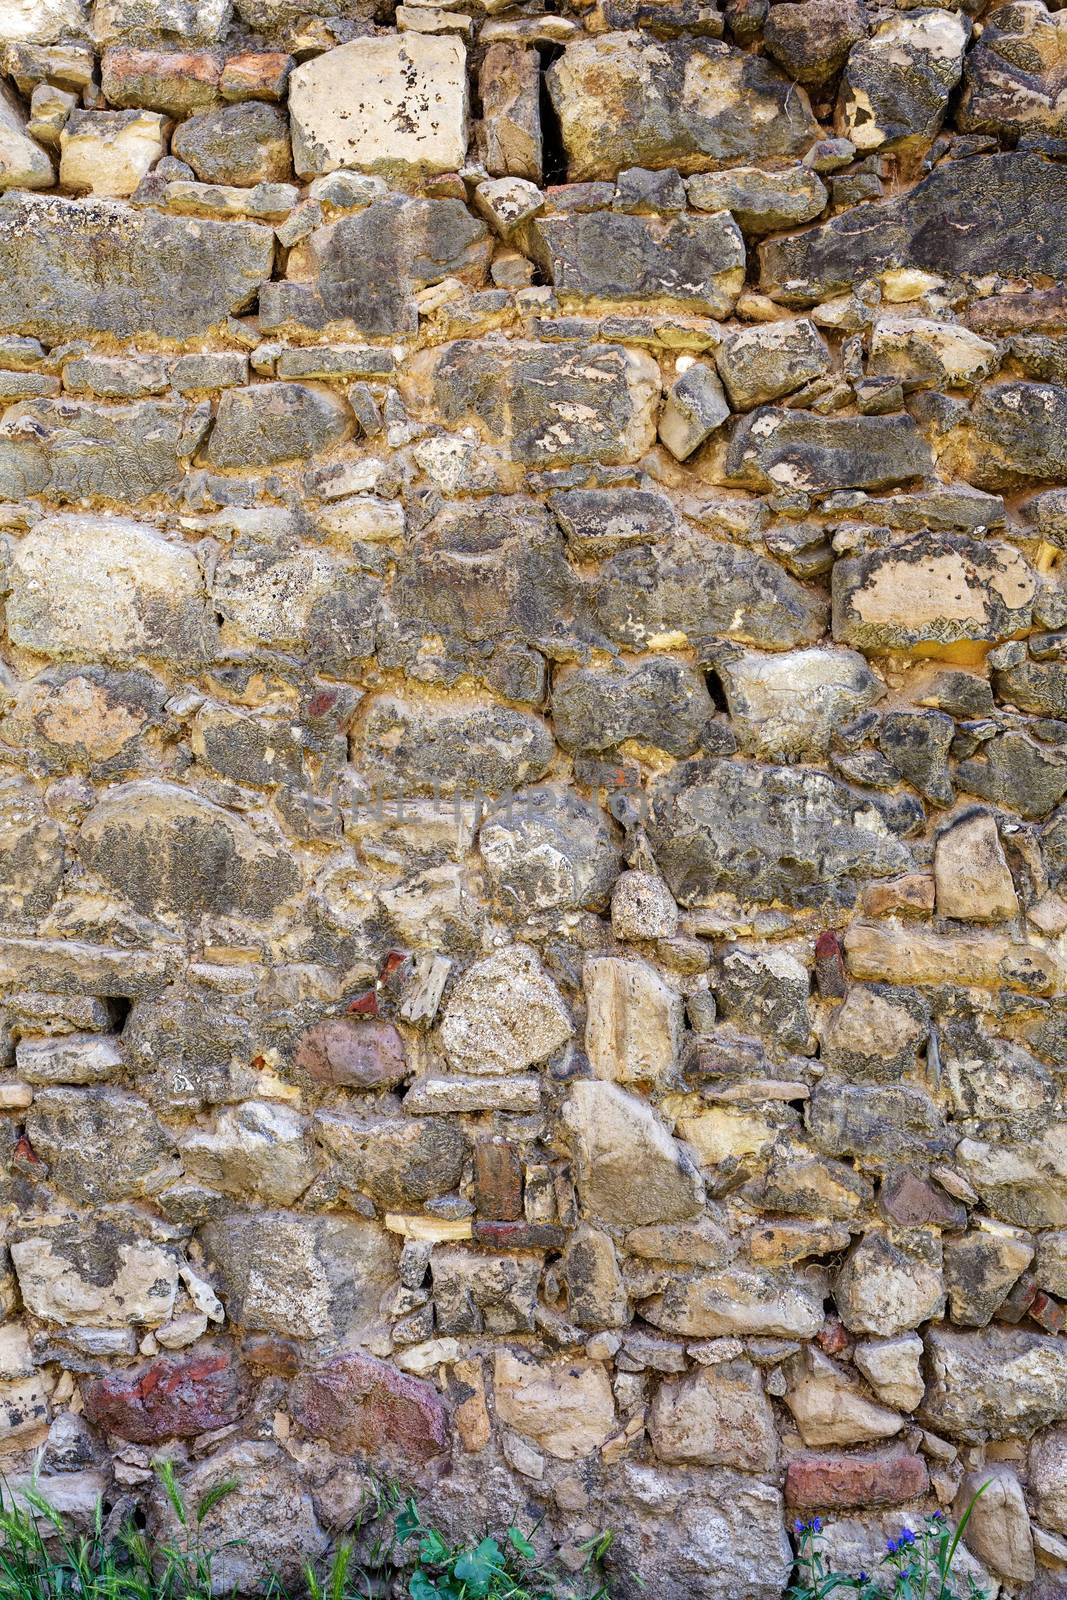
<box><xmin>26</xmin><ymin>1087</ymin><xmax>175</xmax><ymax>1204</ymax></box>
<box><xmin>205</xmin><ymin>383</ymin><xmax>351</xmax><ymax>469</ymax></box>
<box><xmin>531</xmin><ymin>211</ymin><xmax>745</xmax><ymax>317</ymax></box>
<box><xmin>553</xmin><ymin>658</ymin><xmax>715</xmax><ymax>758</ymax></box>
<box><xmin>172</xmin><ymin>102</ymin><xmax>292</xmax><ymax>186</ymax></box>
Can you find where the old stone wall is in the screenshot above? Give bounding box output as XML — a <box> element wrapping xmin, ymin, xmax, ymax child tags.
<box><xmin>0</xmin><ymin>0</ymin><xmax>1065</xmax><ymax>1594</ymax></box>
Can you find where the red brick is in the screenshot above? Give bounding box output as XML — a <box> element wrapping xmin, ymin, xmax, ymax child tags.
<box><xmin>786</xmin><ymin>1453</ymin><xmax>929</xmax><ymax>1509</ymax></box>
<box><xmin>294</xmin><ymin>1017</ymin><xmax>406</xmax><ymax>1088</ymax></box>
<box><xmin>1031</xmin><ymin>1291</ymin><xmax>1067</xmax><ymax>1335</ymax></box>
<box><xmin>815</xmin><ymin>930</ymin><xmax>848</xmax><ymax>998</ymax></box>
<box><xmin>290</xmin><ymin>1351</ymin><xmax>449</xmax><ymax>1474</ymax></box>
<box><xmin>220</xmin><ymin>51</ymin><xmax>293</xmax><ymax>102</ymax></box>
<box><xmin>474</xmin><ymin>1140</ymin><xmax>523</xmax><ymax>1221</ymax></box>
<box><xmin>82</xmin><ymin>1353</ymin><xmax>245</xmax><ymax>1444</ymax></box>
<box><xmin>472</xmin><ymin>1220</ymin><xmax>565</xmax><ymax>1249</ymax></box>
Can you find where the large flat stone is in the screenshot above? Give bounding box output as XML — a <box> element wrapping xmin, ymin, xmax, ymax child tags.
<box><xmin>531</xmin><ymin>211</ymin><xmax>744</xmax><ymax>317</ymax></box>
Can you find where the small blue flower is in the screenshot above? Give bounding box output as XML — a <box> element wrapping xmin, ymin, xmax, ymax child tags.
<box><xmin>794</xmin><ymin>1520</ymin><xmax>805</xmax><ymax>1536</ymax></box>
<box><xmin>886</xmin><ymin>1539</ymin><xmax>898</xmax><ymax>1555</ymax></box>
<box><xmin>933</xmin><ymin>1511</ymin><xmax>946</xmax><ymax>1522</ymax></box>
<box><xmin>858</xmin><ymin>1573</ymin><xmax>868</xmax><ymax>1584</ymax></box>
<box><xmin>812</xmin><ymin>1518</ymin><xmax>823</xmax><ymax>1534</ymax></box>
<box><xmin>899</xmin><ymin>1529</ymin><xmax>916</xmax><ymax>1546</ymax></box>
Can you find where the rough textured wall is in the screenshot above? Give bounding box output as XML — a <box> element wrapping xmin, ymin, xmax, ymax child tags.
<box><xmin>0</xmin><ymin>0</ymin><xmax>1066</xmax><ymax>1594</ymax></box>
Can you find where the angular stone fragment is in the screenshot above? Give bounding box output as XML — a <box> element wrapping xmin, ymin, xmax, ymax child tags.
<box><xmin>295</xmin><ymin>1018</ymin><xmax>407</xmax><ymax>1089</ymax></box>
<box><xmin>935</xmin><ymin>810</ymin><xmax>1018</xmax><ymax>923</ymax></box>
<box><xmin>78</xmin><ymin>781</ymin><xmax>298</xmax><ymax>922</ymax></box>
<box><xmin>922</xmin><ymin>1326</ymin><xmax>1067</xmax><ymax>1440</ymax></box>
<box><xmin>359</xmin><ymin>696</ymin><xmax>554</xmax><ymax>797</ymax></box>
<box><xmin>764</xmin><ymin>0</ymin><xmax>868</xmax><ymax>86</ymax></box>
<box><xmin>959</xmin><ymin>729</ymin><xmax>1067</xmax><ymax>820</ymax></box>
<box><xmin>713</xmin><ymin>645</ymin><xmax>882</xmax><ymax>759</ymax></box>
<box><xmin>201</xmin><ymin>1213</ymin><xmax>394</xmax><ymax>1341</ymax></box>
<box><xmin>944</xmin><ymin>379</ymin><xmax>1067</xmax><ymax>489</ymax></box>
<box><xmin>659</xmin><ymin>363</ymin><xmax>730</xmax><ymax>461</ymax></box>
<box><xmin>82</xmin><ymin>1352</ymin><xmax>245</xmax><ymax>1444</ymax></box>
<box><xmin>479</xmin><ymin>788</ymin><xmax>620</xmax><ymax>915</ymax></box>
<box><xmin>954</xmin><ymin>1133</ymin><xmax>1067</xmax><ymax>1228</ymax></box>
<box><xmin>593</xmin><ymin>535</ymin><xmax>826</xmax><ymax>653</ymax></box>
<box><xmin>957</xmin><ymin>1466</ymin><xmax>1034</xmax><ymax>1584</ymax></box>
<box><xmin>59</xmin><ymin>108</ymin><xmax>165</xmax><ymax>197</ymax></box>
<box><xmin>212</xmin><ymin>539</ymin><xmax>378</xmax><ymax>663</ymax></box>
<box><xmin>944</xmin><ymin>1223</ymin><xmax>1034</xmax><ymax>1327</ymax></box>
<box><xmin>550</xmin><ymin>486</ymin><xmax>678</xmax><ymax>557</ymax></box>
<box><xmin>565</xmin><ymin>1080</ymin><xmax>705</xmax><ymax>1226</ymax></box>
<box><xmin>0</xmin><ymin>80</ymin><xmax>53</xmax><ymax>192</ymax></box>
<box><xmin>11</xmin><ymin>1216</ymin><xmax>179</xmax><ymax>1328</ymax></box>
<box><xmin>27</xmin><ymin>1087</ymin><xmax>176</xmax><ymax>1204</ymax></box>
<box><xmin>0</xmin><ymin>194</ymin><xmax>273</xmax><ymax>343</ymax></box>
<box><xmin>172</xmin><ymin>102</ymin><xmax>291</xmax><ymax>186</ymax></box>
<box><xmin>836</xmin><ymin>1229</ymin><xmax>945</xmax><ymax>1336</ymax></box>
<box><xmin>440</xmin><ymin>944</ymin><xmax>571</xmax><ymax>1075</ymax></box>
<box><xmin>1031</xmin><ymin>1425</ymin><xmax>1067</xmax><ymax>1533</ymax></box>
<box><xmin>585</xmin><ymin>956</ymin><xmax>683</xmax><ymax>1086</ymax></box>
<box><xmin>290</xmin><ymin>1351</ymin><xmax>449</xmax><ymax>1472</ymax></box>
<box><xmin>206</xmin><ymin>383</ymin><xmax>350</xmax><ymax>469</ymax></box>
<box><xmin>100</xmin><ymin>47</ymin><xmax>222</xmax><ymax>115</ymax></box>
<box><xmin>644</xmin><ymin>1265</ymin><xmax>823</xmax><ymax>1338</ymax></box>
<box><xmin>611</xmin><ymin>871</ymin><xmax>679</xmax><ymax>942</ymax></box>
<box><xmin>650</xmin><ymin>1361</ymin><xmax>777</xmax><ymax>1471</ymax></box>
<box><xmin>869</xmin><ymin>316</ymin><xmax>998</xmax><ymax>391</ymax></box>
<box><xmin>493</xmin><ymin>1349</ymin><xmax>615</xmax><ymax>1460</ymax></box>
<box><xmin>838</xmin><ymin>9</ymin><xmax>969</xmax><ymax>151</ymax></box>
<box><xmin>315</xmin><ymin>1111</ymin><xmax>465</xmax><ymax>1209</ymax></box>
<box><xmin>0</xmin><ymin>0</ymin><xmax>86</xmax><ymax>43</ymax></box>
<box><xmin>532</xmin><ymin>211</ymin><xmax>744</xmax><ymax>317</ymax></box>
<box><xmin>400</xmin><ymin>340</ymin><xmax>659</xmax><ymax>466</ymax></box>
<box><xmin>716</xmin><ymin>320</ymin><xmax>830</xmax><ymax>411</ymax></box>
<box><xmin>959</xmin><ymin>1</ymin><xmax>1067</xmax><ymax>140</ymax></box>
<box><xmin>784</xmin><ymin>1346</ymin><xmax>905</xmax><ymax>1447</ymax></box>
<box><xmin>182</xmin><ymin>1103</ymin><xmax>317</xmax><ymax>1206</ymax></box>
<box><xmin>0</xmin><ymin>781</ymin><xmax>64</xmax><ymax>926</ymax></box>
<box><xmin>92</xmin><ymin>0</ymin><xmax>229</xmax><ymax>44</ymax></box>
<box><xmin>809</xmin><ymin>1081</ymin><xmax>951</xmax><ymax>1166</ymax></box>
<box><xmin>553</xmin><ymin>658</ymin><xmax>713</xmax><ymax>759</ymax></box>
<box><xmin>289</xmin><ymin>35</ymin><xmax>468</xmax><ymax>182</ymax></box>
<box><xmin>433</xmin><ymin>1248</ymin><xmax>540</xmax><ymax>1335</ymax></box>
<box><xmin>845</xmin><ymin>918</ymin><xmax>1063</xmax><ymax>993</ymax></box>
<box><xmin>648</xmin><ymin>759</ymin><xmax>912</xmax><ymax>909</ymax></box>
<box><xmin>9</xmin><ymin>515</ymin><xmax>214</xmax><ymax>667</ymax></box>
<box><xmin>821</xmin><ymin>986</ymin><xmax>926</xmax><ymax>1082</ymax></box>
<box><xmin>546</xmin><ymin>33</ymin><xmax>818</xmax><ymax>181</ymax></box>
<box><xmin>853</xmin><ymin>1334</ymin><xmax>924</xmax><ymax>1411</ymax></box>
<box><xmin>15</xmin><ymin>1033</ymin><xmax>122</xmax><ymax>1086</ymax></box>
<box><xmin>832</xmin><ymin>534</ymin><xmax>1035</xmax><ymax>656</ymax></box>
<box><xmin>480</xmin><ymin>44</ymin><xmax>541</xmax><ymax>181</ymax></box>
<box><xmin>0</xmin><ymin>398</ymin><xmax>191</xmax><ymax>505</ymax></box>
<box><xmin>760</xmin><ymin>153</ymin><xmax>1067</xmax><ymax>302</ymax></box>
<box><xmin>689</xmin><ymin>167</ymin><xmax>826</xmax><ymax>236</ymax></box>
<box><xmin>724</xmin><ymin>408</ymin><xmax>932</xmax><ymax>493</ymax></box>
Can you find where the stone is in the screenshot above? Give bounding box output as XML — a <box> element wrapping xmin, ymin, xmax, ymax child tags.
<box><xmin>290</xmin><ymin>1351</ymin><xmax>449</xmax><ymax>1473</ymax></box>
<box><xmin>546</xmin><ymin>33</ymin><xmax>818</xmax><ymax>181</ymax></box>
<box><xmin>584</xmin><ymin>956</ymin><xmax>683</xmax><ymax>1086</ymax></box>
<box><xmin>659</xmin><ymin>363</ymin><xmax>731</xmax><ymax>461</ymax></box>
<box><xmin>838</xmin><ymin>9</ymin><xmax>969</xmax><ymax>152</ymax></box>
<box><xmin>16</xmin><ymin>1032</ymin><xmax>124</xmax><ymax>1088</ymax></box>
<box><xmin>647</xmin><ymin>759</ymin><xmax>912</xmax><ymax>910</ymax></box>
<box><xmin>561</xmin><ymin>1226</ymin><xmax>628</xmax><ymax>1329</ymax></box>
<box><xmin>853</xmin><ymin>1334</ymin><xmax>925</xmax><ymax>1411</ymax></box>
<box><xmin>835</xmin><ymin>1229</ymin><xmax>945</xmax><ymax>1336</ymax></box>
<box><xmin>0</xmin><ymin>397</ymin><xmax>193</xmax><ymax>505</ymax></box>
<box><xmin>532</xmin><ymin>212</ymin><xmax>744</xmax><ymax>318</ymax></box>
<box><xmin>359</xmin><ymin>696</ymin><xmax>554</xmax><ymax>797</ymax></box>
<box><xmin>784</xmin><ymin>1346</ymin><xmax>905</xmax><ymax>1446</ymax></box>
<box><xmin>100</xmin><ymin>47</ymin><xmax>222</xmax><ymax>115</ymax></box>
<box><xmin>553</xmin><ymin>659</ymin><xmax>714</xmax><ymax>759</ymax></box>
<box><xmin>869</xmin><ymin>316</ymin><xmax>999</xmax><ymax>391</ymax></box>
<box><xmin>172</xmin><ymin>102</ymin><xmax>291</xmax><ymax>187</ymax></box>
<box><xmin>689</xmin><ymin>167</ymin><xmax>827</xmax><ymax>236</ymax></box>
<box><xmin>959</xmin><ymin>0</ymin><xmax>1067</xmax><ymax>140</ymax></box>
<box><xmin>724</xmin><ymin>408</ymin><xmax>933</xmax><ymax>493</ymax></box>
<box><xmin>760</xmin><ymin>152</ymin><xmax>1067</xmax><ymax>302</ymax></box>
<box><xmin>479</xmin><ymin>788</ymin><xmax>620</xmax><ymax>915</ymax></box>
<box><xmin>289</xmin><ymin>35</ymin><xmax>469</xmax><ymax>182</ymax></box>
<box><xmin>935</xmin><ymin>810</ymin><xmax>1019</xmax><ymax>922</ymax></box>
<box><xmin>480</xmin><ymin>43</ymin><xmax>541</xmax><ymax>181</ymax></box>
<box><xmin>956</xmin><ymin>1467</ymin><xmax>1034</xmax><ymax>1584</ymax></box>
<box><xmin>432</xmin><ymin>1248</ymin><xmax>540</xmax><ymax>1334</ymax></box>
<box><xmin>182</xmin><ymin>1102</ymin><xmax>317</xmax><ymax>1206</ymax></box>
<box><xmin>212</xmin><ymin>539</ymin><xmax>378</xmax><ymax>664</ymax></box>
<box><xmin>764</xmin><ymin>0</ymin><xmax>868</xmax><ymax>86</ymax></box>
<box><xmin>923</xmin><ymin>1326</ymin><xmax>1067</xmax><ymax>1441</ymax></box>
<box><xmin>593</xmin><ymin>535</ymin><xmax>827</xmax><ymax>653</ymax></box>
<box><xmin>78</xmin><ymin>781</ymin><xmax>298</xmax><ymax>922</ymax></box>
<box><xmin>786</xmin><ymin>1452</ymin><xmax>929</xmax><ymax>1510</ymax></box>
<box><xmin>649</xmin><ymin>1361</ymin><xmax>777</xmax><ymax>1471</ymax></box>
<box><xmin>150</xmin><ymin>1443</ymin><xmax>327</xmax><ymax>1595</ymax></box>
<box><xmin>10</xmin><ymin>1216</ymin><xmax>178</xmax><ymax>1328</ymax></box>
<box><xmin>0</xmin><ymin>0</ymin><xmax>86</xmax><ymax>42</ymax></box>
<box><xmin>713</xmin><ymin>645</ymin><xmax>882</xmax><ymax>760</ymax></box>
<box><xmin>1037</xmin><ymin>1234</ymin><xmax>1067</xmax><ymax>1299</ymax></box>
<box><xmin>8</xmin><ymin>515</ymin><xmax>214</xmax><ymax>667</ymax></box>
<box><xmin>59</xmin><ymin>109</ymin><xmax>165</xmax><ymax>198</ymax></box>
<box><xmin>0</xmin><ymin>782</ymin><xmax>65</xmax><ymax>926</ymax></box>
<box><xmin>644</xmin><ymin>1266</ymin><xmax>823</xmax><ymax>1339</ymax></box>
<box><xmin>1031</xmin><ymin>1426</ymin><xmax>1067</xmax><ymax>1534</ymax></box>
<box><xmin>26</xmin><ymin>1087</ymin><xmax>176</xmax><ymax>1204</ymax></box>
<box><xmin>845</xmin><ymin>918</ymin><xmax>1063</xmax><ymax>994</ymax></box>
<box><xmin>201</xmin><ymin>1213</ymin><xmax>394</xmax><ymax>1342</ymax></box>
<box><xmin>315</xmin><ymin>1111</ymin><xmax>466</xmax><ymax>1209</ymax></box>
<box><xmin>611</xmin><ymin>871</ymin><xmax>680</xmax><ymax>941</ymax></box>
<box><xmin>564</xmin><ymin>1080</ymin><xmax>705</xmax><ymax>1226</ymax></box>
<box><xmin>943</xmin><ymin>1223</ymin><xmax>1035</xmax><ymax>1327</ymax></box>
<box><xmin>400</xmin><ymin>340</ymin><xmax>659</xmax><ymax>466</ymax></box>
<box><xmin>0</xmin><ymin>80</ymin><xmax>53</xmax><ymax>192</ymax></box>
<box><xmin>810</xmin><ymin>1081</ymin><xmax>950</xmax><ymax>1167</ymax></box>
<box><xmin>81</xmin><ymin>1352</ymin><xmax>245</xmax><ymax>1444</ymax></box>
<box><xmin>549</xmin><ymin>486</ymin><xmax>678</xmax><ymax>557</ymax></box>
<box><xmin>294</xmin><ymin>1018</ymin><xmax>407</xmax><ymax>1089</ymax></box>
<box><xmin>440</xmin><ymin>945</ymin><xmax>571</xmax><ymax>1074</ymax></box>
<box><xmin>715</xmin><ymin>320</ymin><xmax>831</xmax><ymax>411</ymax></box>
<box><xmin>821</xmin><ymin>986</ymin><xmax>927</xmax><ymax>1081</ymax></box>
<box><xmin>493</xmin><ymin>1349</ymin><xmax>615</xmax><ymax>1460</ymax></box>
<box><xmin>0</xmin><ymin>194</ymin><xmax>273</xmax><ymax>343</ymax></box>
<box><xmin>832</xmin><ymin>534</ymin><xmax>1035</xmax><ymax>657</ymax></box>
<box><xmin>206</xmin><ymin>383</ymin><xmax>350</xmax><ymax>469</ymax></box>
<box><xmin>715</xmin><ymin>946</ymin><xmax>811</xmax><ymax>1052</ymax></box>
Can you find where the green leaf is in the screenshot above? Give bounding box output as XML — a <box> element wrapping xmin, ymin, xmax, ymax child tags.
<box><xmin>508</xmin><ymin>1529</ymin><xmax>537</xmax><ymax>1561</ymax></box>
<box><xmin>410</xmin><ymin>1570</ymin><xmax>442</xmax><ymax>1600</ymax></box>
<box><xmin>454</xmin><ymin>1538</ymin><xmax>503</xmax><ymax>1597</ymax></box>
<box><xmin>397</xmin><ymin>1499</ymin><xmax>424</xmax><ymax>1543</ymax></box>
<box><xmin>419</xmin><ymin>1529</ymin><xmax>452</xmax><ymax>1567</ymax></box>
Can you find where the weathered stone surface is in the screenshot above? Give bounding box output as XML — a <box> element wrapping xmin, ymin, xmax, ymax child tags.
<box><xmin>289</xmin><ymin>36</ymin><xmax>469</xmax><ymax>182</ymax></box>
<box><xmin>761</xmin><ymin>152</ymin><xmax>1067</xmax><ymax>301</ymax></box>
<box><xmin>432</xmin><ymin>1248</ymin><xmax>540</xmax><ymax>1335</ymax></box>
<box><xmin>359</xmin><ymin>696</ymin><xmax>554</xmax><ymax>798</ymax></box>
<box><xmin>480</xmin><ymin>43</ymin><xmax>541</xmax><ymax>181</ymax></box>
<box><xmin>585</xmin><ymin>956</ymin><xmax>683</xmax><ymax>1085</ymax></box>
<box><xmin>60</xmin><ymin>108</ymin><xmax>164</xmax><ymax>197</ymax></box>
<box><xmin>0</xmin><ymin>398</ymin><xmax>189</xmax><ymax>505</ymax></box>
<box><xmin>201</xmin><ymin>1213</ymin><xmax>394</xmax><ymax>1341</ymax></box>
<box><xmin>832</xmin><ymin>534</ymin><xmax>1035</xmax><ymax>656</ymax></box>
<box><xmin>315</xmin><ymin>1111</ymin><xmax>465</xmax><ymax>1209</ymax></box>
<box><xmin>531</xmin><ymin>211</ymin><xmax>744</xmax><ymax>317</ymax></box>
<box><xmin>173</xmin><ymin>102</ymin><xmax>291</xmax><ymax>186</ymax></box>
<box><xmin>564</xmin><ymin>1080</ymin><xmax>705</xmax><ymax>1226</ymax></box>
<box><xmin>647</xmin><ymin>759</ymin><xmax>912</xmax><ymax>909</ymax></box>
<box><xmin>26</xmin><ymin>1087</ymin><xmax>175</xmax><ymax>1203</ymax></box>
<box><xmin>644</xmin><ymin>1266</ymin><xmax>823</xmax><ymax>1338</ymax></box>
<box><xmin>479</xmin><ymin>788</ymin><xmax>620</xmax><ymax>914</ymax></box>
<box><xmin>11</xmin><ymin>1216</ymin><xmax>179</xmax><ymax>1328</ymax></box>
<box><xmin>959</xmin><ymin>1</ymin><xmax>1067</xmax><ymax>139</ymax></box>
<box><xmin>82</xmin><ymin>1352</ymin><xmax>245</xmax><ymax>1444</ymax></box>
<box><xmin>1031</xmin><ymin>1425</ymin><xmax>1067</xmax><ymax>1533</ymax></box>
<box><xmin>689</xmin><ymin>167</ymin><xmax>827</xmax><ymax>235</ymax></box>
<box><xmin>944</xmin><ymin>1222</ymin><xmax>1034</xmax><ymax>1326</ymax></box>
<box><xmin>294</xmin><ymin>1019</ymin><xmax>407</xmax><ymax>1089</ymax></box>
<box><xmin>659</xmin><ymin>364</ymin><xmax>731</xmax><ymax>462</ymax></box>
<box><xmin>786</xmin><ymin>1452</ymin><xmax>929</xmax><ymax>1510</ymax></box>
<box><xmin>713</xmin><ymin>645</ymin><xmax>882</xmax><ymax>759</ymax></box>
<box><xmin>182</xmin><ymin>1102</ymin><xmax>317</xmax><ymax>1206</ymax></box>
<box><xmin>716</xmin><ymin>319</ymin><xmax>831</xmax><ymax>410</ymax></box>
<box><xmin>400</xmin><ymin>341</ymin><xmax>660</xmax><ymax>466</ymax></box>
<box><xmin>553</xmin><ymin>658</ymin><xmax>714</xmax><ymax>758</ymax></box>
<box><xmin>957</xmin><ymin>1466</ymin><xmax>1035</xmax><ymax>1583</ymax></box>
<box><xmin>290</xmin><ymin>1351</ymin><xmax>449</xmax><ymax>1472</ymax></box>
<box><xmin>0</xmin><ymin>782</ymin><xmax>65</xmax><ymax>926</ymax></box>
<box><xmin>611</xmin><ymin>871</ymin><xmax>680</xmax><ymax>941</ymax></box>
<box><xmin>822</xmin><ymin>986</ymin><xmax>927</xmax><ymax>1082</ymax></box>
<box><xmin>593</xmin><ymin>535</ymin><xmax>827</xmax><ymax>652</ymax></box>
<box><xmin>784</xmin><ymin>1346</ymin><xmax>904</xmax><ymax>1446</ymax></box>
<box><xmin>0</xmin><ymin>194</ymin><xmax>273</xmax><ymax>342</ymax></box>
<box><xmin>440</xmin><ymin>945</ymin><xmax>571</xmax><ymax>1073</ymax></box>
<box><xmin>923</xmin><ymin>1326</ymin><xmax>1067</xmax><ymax>1440</ymax></box>
<box><xmin>838</xmin><ymin>10</ymin><xmax>969</xmax><ymax>151</ymax></box>
<box><xmin>935</xmin><ymin>810</ymin><xmax>1019</xmax><ymax>922</ymax></box>
<box><xmin>547</xmin><ymin>33</ymin><xmax>818</xmax><ymax>181</ymax></box>
<box><xmin>723</xmin><ymin>409</ymin><xmax>933</xmax><ymax>492</ymax></box>
<box><xmin>869</xmin><ymin>315</ymin><xmax>999</xmax><ymax>391</ymax></box>
<box><xmin>649</xmin><ymin>1361</ymin><xmax>777</xmax><ymax>1471</ymax></box>
<box><xmin>764</xmin><ymin>0</ymin><xmax>867</xmax><ymax>86</ymax></box>
<box><xmin>835</xmin><ymin>1228</ymin><xmax>945</xmax><ymax>1336</ymax></box>
<box><xmin>0</xmin><ymin>80</ymin><xmax>53</xmax><ymax>192</ymax></box>
<box><xmin>9</xmin><ymin>516</ymin><xmax>214</xmax><ymax>666</ymax></box>
<box><xmin>206</xmin><ymin>383</ymin><xmax>350</xmax><ymax>469</ymax></box>
<box><xmin>78</xmin><ymin>781</ymin><xmax>298</xmax><ymax>922</ymax></box>
<box><xmin>493</xmin><ymin>1349</ymin><xmax>615</xmax><ymax>1460</ymax></box>
<box><xmin>853</xmin><ymin>1334</ymin><xmax>924</xmax><ymax>1411</ymax></box>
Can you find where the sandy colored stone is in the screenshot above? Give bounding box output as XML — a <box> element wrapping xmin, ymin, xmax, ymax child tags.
<box><xmin>60</xmin><ymin>109</ymin><xmax>166</xmax><ymax>197</ymax></box>
<box><xmin>935</xmin><ymin>810</ymin><xmax>1019</xmax><ymax>922</ymax></box>
<box><xmin>440</xmin><ymin>944</ymin><xmax>572</xmax><ymax>1074</ymax></box>
<box><xmin>584</xmin><ymin>955</ymin><xmax>683</xmax><ymax>1086</ymax></box>
<box><xmin>493</xmin><ymin>1349</ymin><xmax>615</xmax><ymax>1460</ymax></box>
